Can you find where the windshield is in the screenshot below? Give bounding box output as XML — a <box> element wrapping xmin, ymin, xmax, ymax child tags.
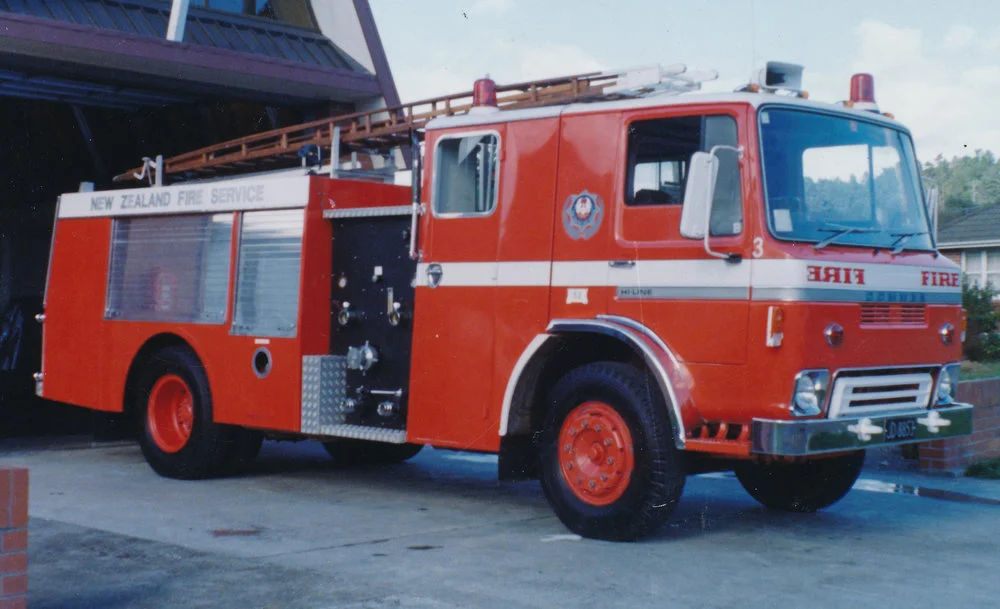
<box><xmin>759</xmin><ymin>107</ymin><xmax>933</xmax><ymax>251</ymax></box>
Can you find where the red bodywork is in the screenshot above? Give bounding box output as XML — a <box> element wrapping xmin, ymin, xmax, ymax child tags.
<box><xmin>40</xmin><ymin>99</ymin><xmax>964</xmax><ymax>458</ymax></box>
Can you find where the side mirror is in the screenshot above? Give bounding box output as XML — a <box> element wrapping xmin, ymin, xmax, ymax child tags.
<box><xmin>679</xmin><ymin>151</ymin><xmax>719</xmax><ymax>239</ymax></box>
<box><xmin>926</xmin><ymin>184</ymin><xmax>940</xmax><ymax>237</ymax></box>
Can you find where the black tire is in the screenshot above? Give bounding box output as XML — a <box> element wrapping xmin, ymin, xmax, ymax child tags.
<box><xmin>221</xmin><ymin>428</ymin><xmax>264</xmax><ymax>475</ymax></box>
<box><xmin>134</xmin><ymin>346</ymin><xmax>234</xmax><ymax>480</ymax></box>
<box><xmin>322</xmin><ymin>439</ymin><xmax>424</xmax><ymax>465</ymax></box>
<box><xmin>539</xmin><ymin>361</ymin><xmax>685</xmax><ymax>541</ymax></box>
<box><xmin>734</xmin><ymin>450</ymin><xmax>866</xmax><ymax>512</ymax></box>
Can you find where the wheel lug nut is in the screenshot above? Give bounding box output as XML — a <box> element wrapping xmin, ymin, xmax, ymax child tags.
<box><xmin>581</xmin><ymin>420</ymin><xmax>589</xmax><ymax>428</ymax></box>
<box><xmin>603</xmin><ymin>438</ymin><xmax>612</xmax><ymax>446</ymax></box>
<box><xmin>600</xmin><ymin>474</ymin><xmax>608</xmax><ymax>481</ymax></box>
<box><xmin>566</xmin><ymin>463</ymin><xmax>573</xmax><ymax>470</ymax></box>
<box><xmin>594</xmin><ymin>424</ymin><xmax>602</xmax><ymax>432</ymax></box>
<box><xmin>576</xmin><ymin>477</ymin><xmax>583</xmax><ymax>485</ymax></box>
<box><xmin>588</xmin><ymin>480</ymin><xmax>596</xmax><ymax>489</ymax></box>
<box><xmin>569</xmin><ymin>429</ymin><xmax>577</xmax><ymax>436</ymax></box>
<box><xmin>564</xmin><ymin>443</ymin><xmax>571</xmax><ymax>453</ymax></box>
<box><xmin>607</xmin><ymin>457</ymin><xmax>614</xmax><ymax>465</ymax></box>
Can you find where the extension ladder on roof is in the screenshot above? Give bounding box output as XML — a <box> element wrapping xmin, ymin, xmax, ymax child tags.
<box><xmin>115</xmin><ymin>64</ymin><xmax>717</xmax><ymax>183</ymax></box>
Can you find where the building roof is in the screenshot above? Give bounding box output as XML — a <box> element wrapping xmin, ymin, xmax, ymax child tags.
<box><xmin>0</xmin><ymin>0</ymin><xmax>366</xmax><ymax>72</ymax></box>
<box><xmin>0</xmin><ymin>1</ymin><xmax>383</xmax><ymax>108</ymax></box>
<box><xmin>937</xmin><ymin>203</ymin><xmax>1000</xmax><ymax>248</ymax></box>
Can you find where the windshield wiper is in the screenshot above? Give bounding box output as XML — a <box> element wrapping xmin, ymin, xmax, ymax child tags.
<box><xmin>813</xmin><ymin>223</ymin><xmax>879</xmax><ymax>250</ymax></box>
<box><xmin>889</xmin><ymin>231</ymin><xmax>928</xmax><ymax>254</ymax></box>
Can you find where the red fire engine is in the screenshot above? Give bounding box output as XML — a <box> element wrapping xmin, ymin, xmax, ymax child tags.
<box><xmin>37</xmin><ymin>63</ymin><xmax>972</xmax><ymax>540</ymax></box>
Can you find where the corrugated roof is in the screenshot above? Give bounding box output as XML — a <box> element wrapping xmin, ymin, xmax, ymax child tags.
<box><xmin>0</xmin><ymin>0</ymin><xmax>368</xmax><ymax>73</ymax></box>
<box><xmin>938</xmin><ymin>203</ymin><xmax>1000</xmax><ymax>247</ymax></box>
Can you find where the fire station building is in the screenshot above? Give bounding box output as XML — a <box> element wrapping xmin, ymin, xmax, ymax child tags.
<box><xmin>0</xmin><ymin>0</ymin><xmax>400</xmax><ymax>422</ymax></box>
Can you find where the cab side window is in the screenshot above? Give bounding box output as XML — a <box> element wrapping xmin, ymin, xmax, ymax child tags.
<box><xmin>433</xmin><ymin>133</ymin><xmax>499</xmax><ymax>216</ymax></box>
<box><xmin>625</xmin><ymin>115</ymin><xmax>742</xmax><ymax>236</ymax></box>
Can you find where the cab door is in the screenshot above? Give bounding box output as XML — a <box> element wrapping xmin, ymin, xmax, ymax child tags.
<box><xmin>607</xmin><ymin>108</ymin><xmax>752</xmax><ymax>365</ymax></box>
<box><xmin>408</xmin><ymin>128</ymin><xmax>503</xmax><ymax>448</ymax></box>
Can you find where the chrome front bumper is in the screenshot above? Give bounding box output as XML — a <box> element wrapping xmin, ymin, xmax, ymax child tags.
<box><xmin>751</xmin><ymin>403</ymin><xmax>974</xmax><ymax>456</ymax></box>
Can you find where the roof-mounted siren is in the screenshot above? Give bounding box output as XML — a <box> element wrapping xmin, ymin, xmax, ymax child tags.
<box><xmin>848</xmin><ymin>73</ymin><xmax>879</xmax><ymax>112</ymax></box>
<box><xmin>745</xmin><ymin>61</ymin><xmax>806</xmax><ymax>97</ymax></box>
<box><xmin>470</xmin><ymin>75</ymin><xmax>499</xmax><ymax>114</ymax></box>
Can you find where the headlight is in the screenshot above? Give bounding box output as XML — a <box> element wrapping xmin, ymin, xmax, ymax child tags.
<box><xmin>791</xmin><ymin>370</ymin><xmax>830</xmax><ymax>417</ymax></box>
<box><xmin>936</xmin><ymin>364</ymin><xmax>960</xmax><ymax>405</ymax></box>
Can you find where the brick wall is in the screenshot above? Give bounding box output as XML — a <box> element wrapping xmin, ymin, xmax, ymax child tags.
<box><xmin>0</xmin><ymin>469</ymin><xmax>27</xmax><ymax>609</ymax></box>
<box><xmin>941</xmin><ymin>250</ymin><xmax>962</xmax><ymax>266</ymax></box>
<box><xmin>920</xmin><ymin>379</ymin><xmax>1000</xmax><ymax>475</ymax></box>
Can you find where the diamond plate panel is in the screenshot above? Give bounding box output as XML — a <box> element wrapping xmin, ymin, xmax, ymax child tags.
<box><xmin>301</xmin><ymin>355</ymin><xmax>346</xmax><ymax>433</ymax></box>
<box><xmin>314</xmin><ymin>425</ymin><xmax>407</xmax><ymax>444</ymax></box>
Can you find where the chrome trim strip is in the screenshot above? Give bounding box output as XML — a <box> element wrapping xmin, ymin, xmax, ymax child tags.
<box><xmin>616</xmin><ymin>286</ymin><xmax>749</xmax><ymax>300</ymax></box>
<box><xmin>547</xmin><ymin>318</ymin><xmax>686</xmax><ymax>449</ymax></box>
<box><xmin>751</xmin><ymin>403</ymin><xmax>973</xmax><ymax>456</ymax></box>
<box><xmin>323</xmin><ymin>205</ymin><xmax>413</xmax><ymax>219</ymax></box>
<box><xmin>752</xmin><ymin>287</ymin><xmax>961</xmax><ymax>305</ymax></box>
<box><xmin>498</xmin><ymin>334</ymin><xmax>552</xmax><ymax>437</ymax></box>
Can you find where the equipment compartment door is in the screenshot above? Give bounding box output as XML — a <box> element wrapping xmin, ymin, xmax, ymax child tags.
<box><xmin>330</xmin><ymin>214</ymin><xmax>416</xmax><ymax>431</ymax></box>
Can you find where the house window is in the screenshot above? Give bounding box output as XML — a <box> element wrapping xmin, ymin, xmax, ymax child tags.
<box><xmin>961</xmin><ymin>248</ymin><xmax>1000</xmax><ymax>291</ymax></box>
<box><xmin>200</xmin><ymin>1</ymin><xmax>274</xmax><ymax>19</ymax></box>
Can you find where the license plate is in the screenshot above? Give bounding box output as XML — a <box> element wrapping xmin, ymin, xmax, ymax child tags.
<box><xmin>884</xmin><ymin>417</ymin><xmax>918</xmax><ymax>442</ymax></box>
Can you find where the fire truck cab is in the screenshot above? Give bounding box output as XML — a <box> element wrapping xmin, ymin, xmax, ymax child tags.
<box><xmin>38</xmin><ymin>63</ymin><xmax>973</xmax><ymax>540</ymax></box>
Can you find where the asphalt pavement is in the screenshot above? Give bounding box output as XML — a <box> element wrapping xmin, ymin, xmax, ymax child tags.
<box><xmin>3</xmin><ymin>440</ymin><xmax>999</xmax><ymax>609</ymax></box>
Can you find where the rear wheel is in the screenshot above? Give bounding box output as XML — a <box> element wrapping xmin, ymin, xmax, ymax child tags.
<box><xmin>222</xmin><ymin>428</ymin><xmax>263</xmax><ymax>475</ymax></box>
<box><xmin>322</xmin><ymin>439</ymin><xmax>423</xmax><ymax>465</ymax></box>
<box><xmin>135</xmin><ymin>346</ymin><xmax>233</xmax><ymax>479</ymax></box>
<box><xmin>734</xmin><ymin>450</ymin><xmax>866</xmax><ymax>512</ymax></box>
<box><xmin>539</xmin><ymin>362</ymin><xmax>685</xmax><ymax>541</ymax></box>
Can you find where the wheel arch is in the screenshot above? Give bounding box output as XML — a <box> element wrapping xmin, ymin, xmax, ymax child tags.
<box><xmin>122</xmin><ymin>332</ymin><xmax>203</xmax><ymax>416</ymax></box>
<box><xmin>498</xmin><ymin>316</ymin><xmax>694</xmax><ymax>480</ymax></box>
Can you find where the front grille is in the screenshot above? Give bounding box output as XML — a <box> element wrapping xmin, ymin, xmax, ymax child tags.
<box><xmin>827</xmin><ymin>371</ymin><xmax>934</xmax><ymax>418</ymax></box>
<box><xmin>859</xmin><ymin>303</ymin><xmax>926</xmax><ymax>326</ymax></box>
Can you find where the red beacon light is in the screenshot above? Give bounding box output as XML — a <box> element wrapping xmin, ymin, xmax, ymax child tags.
<box><xmin>471</xmin><ymin>75</ymin><xmax>499</xmax><ymax>114</ymax></box>
<box><xmin>848</xmin><ymin>73</ymin><xmax>879</xmax><ymax>112</ymax></box>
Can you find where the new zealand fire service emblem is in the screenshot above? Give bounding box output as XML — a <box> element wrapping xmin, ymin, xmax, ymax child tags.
<box><xmin>563</xmin><ymin>191</ymin><xmax>604</xmax><ymax>240</ymax></box>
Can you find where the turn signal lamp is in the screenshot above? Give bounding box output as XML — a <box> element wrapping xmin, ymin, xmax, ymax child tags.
<box><xmin>940</xmin><ymin>323</ymin><xmax>955</xmax><ymax>345</ymax></box>
<box><xmin>824</xmin><ymin>323</ymin><xmax>844</xmax><ymax>348</ymax></box>
<box><xmin>849</xmin><ymin>73</ymin><xmax>879</xmax><ymax>112</ymax></box>
<box><xmin>766</xmin><ymin>306</ymin><xmax>784</xmax><ymax>348</ymax></box>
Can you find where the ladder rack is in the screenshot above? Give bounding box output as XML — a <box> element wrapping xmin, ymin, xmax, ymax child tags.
<box><xmin>115</xmin><ymin>64</ymin><xmax>717</xmax><ymax>183</ymax></box>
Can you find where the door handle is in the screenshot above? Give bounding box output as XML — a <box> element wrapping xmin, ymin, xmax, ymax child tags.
<box><xmin>608</xmin><ymin>260</ymin><xmax>636</xmax><ymax>268</ymax></box>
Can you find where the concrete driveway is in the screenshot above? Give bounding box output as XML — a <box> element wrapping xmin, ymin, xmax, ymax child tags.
<box><xmin>4</xmin><ymin>441</ymin><xmax>1000</xmax><ymax>608</ymax></box>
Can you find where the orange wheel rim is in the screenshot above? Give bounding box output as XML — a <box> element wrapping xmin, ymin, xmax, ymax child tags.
<box><xmin>148</xmin><ymin>374</ymin><xmax>194</xmax><ymax>454</ymax></box>
<box><xmin>557</xmin><ymin>401</ymin><xmax>635</xmax><ymax>506</ymax></box>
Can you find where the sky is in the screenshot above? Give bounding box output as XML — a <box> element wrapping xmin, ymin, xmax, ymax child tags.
<box><xmin>368</xmin><ymin>0</ymin><xmax>1000</xmax><ymax>165</ymax></box>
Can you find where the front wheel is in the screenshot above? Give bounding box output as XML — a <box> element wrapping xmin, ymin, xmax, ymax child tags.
<box><xmin>539</xmin><ymin>362</ymin><xmax>685</xmax><ymax>541</ymax></box>
<box><xmin>734</xmin><ymin>450</ymin><xmax>866</xmax><ymax>512</ymax></box>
